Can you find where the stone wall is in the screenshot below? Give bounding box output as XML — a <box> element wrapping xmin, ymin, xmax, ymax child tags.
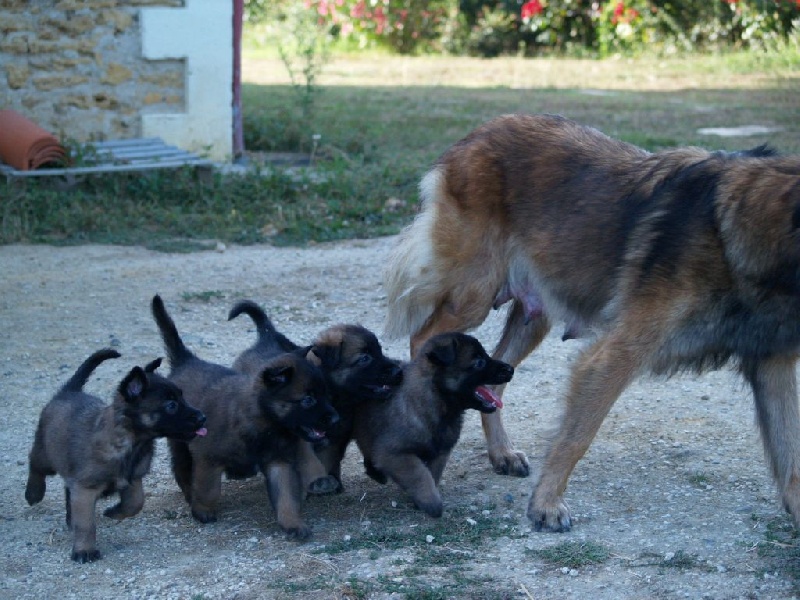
<box><xmin>0</xmin><ymin>1</ymin><xmax>186</xmax><ymax>146</ymax></box>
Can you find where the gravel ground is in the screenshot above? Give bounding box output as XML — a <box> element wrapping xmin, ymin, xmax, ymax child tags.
<box><xmin>1</xmin><ymin>239</ymin><xmax>799</xmax><ymax>599</ymax></box>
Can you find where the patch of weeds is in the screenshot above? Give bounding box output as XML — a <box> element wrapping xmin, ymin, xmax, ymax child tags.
<box><xmin>315</xmin><ymin>503</ymin><xmax>517</xmax><ymax>558</ymax></box>
<box><xmin>181</xmin><ymin>290</ymin><xmax>225</xmax><ymax>303</ymax></box>
<box><xmin>633</xmin><ymin>549</ymin><xmax>709</xmax><ymax>571</ymax></box>
<box><xmin>688</xmin><ymin>472</ymin><xmax>710</xmax><ymax>487</ymax></box>
<box><xmin>662</xmin><ymin>549</ymin><xmax>702</xmax><ymax>569</ymax></box>
<box><xmin>313</xmin><ymin>504</ymin><xmax>522</xmax><ymax>599</ymax></box>
<box><xmin>374</xmin><ymin>572</ymin><xmax>512</xmax><ymax>600</ymax></box>
<box><xmin>145</xmin><ymin>238</ymin><xmax>218</xmax><ymax>253</ymax></box>
<box><xmin>755</xmin><ymin>516</ymin><xmax>800</xmax><ymax>583</ymax></box>
<box><xmin>529</xmin><ymin>540</ymin><xmax>611</xmax><ymax>569</ymax></box>
<box><xmin>340</xmin><ymin>578</ymin><xmax>372</xmax><ymax>600</ymax></box>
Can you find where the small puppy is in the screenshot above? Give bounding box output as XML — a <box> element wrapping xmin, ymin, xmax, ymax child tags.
<box><xmin>353</xmin><ymin>332</ymin><xmax>513</xmax><ymax>517</ymax></box>
<box><xmin>151</xmin><ymin>295</ymin><xmax>337</xmax><ymax>540</ymax></box>
<box><xmin>229</xmin><ymin>300</ymin><xmax>403</xmax><ymax>493</ymax></box>
<box><xmin>25</xmin><ymin>348</ymin><xmax>207</xmax><ymax>563</ymax></box>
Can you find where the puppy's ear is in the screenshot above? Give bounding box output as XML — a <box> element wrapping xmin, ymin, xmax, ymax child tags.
<box><xmin>426</xmin><ymin>338</ymin><xmax>458</xmax><ymax>367</ymax></box>
<box><xmin>262</xmin><ymin>364</ymin><xmax>294</xmax><ymax>387</ymax></box>
<box><xmin>119</xmin><ymin>366</ymin><xmax>148</xmax><ymax>403</ymax></box>
<box><xmin>309</xmin><ymin>343</ymin><xmax>341</xmax><ymax>369</ymax></box>
<box><xmin>144</xmin><ymin>357</ymin><xmax>163</xmax><ymax>373</ymax></box>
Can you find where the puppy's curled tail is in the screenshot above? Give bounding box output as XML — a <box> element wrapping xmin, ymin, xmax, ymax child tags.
<box><xmin>227</xmin><ymin>300</ymin><xmax>297</xmax><ymax>352</ymax></box>
<box><xmin>151</xmin><ymin>295</ymin><xmax>194</xmax><ymax>367</ymax></box>
<box><xmin>60</xmin><ymin>348</ymin><xmax>121</xmax><ymax>393</ymax></box>
<box><xmin>383</xmin><ymin>167</ymin><xmax>446</xmax><ymax>340</ymax></box>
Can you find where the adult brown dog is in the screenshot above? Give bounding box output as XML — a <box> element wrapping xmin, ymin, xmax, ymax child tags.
<box><xmin>25</xmin><ymin>349</ymin><xmax>206</xmax><ymax>562</ymax></box>
<box><xmin>353</xmin><ymin>332</ymin><xmax>513</xmax><ymax>517</ymax></box>
<box><xmin>384</xmin><ymin>113</ymin><xmax>800</xmax><ymax>532</ymax></box>
<box><xmin>151</xmin><ymin>295</ymin><xmax>337</xmax><ymax>540</ymax></box>
<box><xmin>228</xmin><ymin>300</ymin><xmax>403</xmax><ymax>494</ymax></box>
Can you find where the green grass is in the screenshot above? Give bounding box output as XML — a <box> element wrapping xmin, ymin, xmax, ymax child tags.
<box><xmin>295</xmin><ymin>503</ymin><xmax>523</xmax><ymax>599</ymax></box>
<box><xmin>529</xmin><ymin>540</ymin><xmax>612</xmax><ymax>569</ymax></box>
<box><xmin>3</xmin><ymin>48</ymin><xmax>798</xmax><ymax>248</ymax></box>
<box><xmin>755</xmin><ymin>516</ymin><xmax>800</xmax><ymax>587</ymax></box>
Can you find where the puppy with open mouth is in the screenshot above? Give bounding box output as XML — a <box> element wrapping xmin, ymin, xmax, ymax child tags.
<box><xmin>353</xmin><ymin>332</ymin><xmax>513</xmax><ymax>517</ymax></box>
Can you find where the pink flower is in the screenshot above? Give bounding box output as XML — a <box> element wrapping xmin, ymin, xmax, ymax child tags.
<box><xmin>521</xmin><ymin>0</ymin><xmax>544</xmax><ymax>20</ymax></box>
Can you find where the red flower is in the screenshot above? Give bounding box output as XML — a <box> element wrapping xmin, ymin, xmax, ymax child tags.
<box><xmin>521</xmin><ymin>0</ymin><xmax>544</xmax><ymax>19</ymax></box>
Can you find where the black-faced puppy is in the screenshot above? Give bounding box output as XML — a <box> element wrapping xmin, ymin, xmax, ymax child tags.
<box><xmin>152</xmin><ymin>295</ymin><xmax>337</xmax><ymax>540</ymax></box>
<box><xmin>229</xmin><ymin>300</ymin><xmax>403</xmax><ymax>494</ymax></box>
<box><xmin>25</xmin><ymin>349</ymin><xmax>206</xmax><ymax>563</ymax></box>
<box><xmin>353</xmin><ymin>332</ymin><xmax>513</xmax><ymax>517</ymax></box>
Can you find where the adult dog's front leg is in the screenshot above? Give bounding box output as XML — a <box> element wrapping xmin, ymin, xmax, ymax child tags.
<box><xmin>744</xmin><ymin>354</ymin><xmax>800</xmax><ymax>526</ymax></box>
<box><xmin>529</xmin><ymin>333</ymin><xmax>640</xmax><ymax>532</ymax></box>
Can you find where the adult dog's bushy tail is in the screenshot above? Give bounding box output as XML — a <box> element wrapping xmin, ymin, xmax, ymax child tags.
<box><xmin>227</xmin><ymin>300</ymin><xmax>297</xmax><ymax>353</ymax></box>
<box><xmin>383</xmin><ymin>167</ymin><xmax>447</xmax><ymax>340</ymax></box>
<box><xmin>151</xmin><ymin>295</ymin><xmax>194</xmax><ymax>368</ymax></box>
<box><xmin>61</xmin><ymin>348</ymin><xmax>121</xmax><ymax>393</ymax></box>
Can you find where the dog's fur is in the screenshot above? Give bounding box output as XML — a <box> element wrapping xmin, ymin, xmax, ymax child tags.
<box><xmin>383</xmin><ymin>112</ymin><xmax>800</xmax><ymax>531</ymax></box>
<box><xmin>229</xmin><ymin>300</ymin><xmax>403</xmax><ymax>494</ymax></box>
<box><xmin>353</xmin><ymin>332</ymin><xmax>513</xmax><ymax>517</ymax></box>
<box><xmin>25</xmin><ymin>349</ymin><xmax>206</xmax><ymax>562</ymax></box>
<box><xmin>151</xmin><ymin>295</ymin><xmax>337</xmax><ymax>540</ymax></box>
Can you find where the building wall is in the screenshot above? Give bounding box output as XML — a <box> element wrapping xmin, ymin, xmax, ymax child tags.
<box><xmin>0</xmin><ymin>0</ymin><xmax>233</xmax><ymax>161</ymax></box>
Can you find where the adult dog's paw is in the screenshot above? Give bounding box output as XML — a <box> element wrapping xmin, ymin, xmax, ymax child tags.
<box><xmin>490</xmin><ymin>449</ymin><xmax>530</xmax><ymax>478</ymax></box>
<box><xmin>528</xmin><ymin>499</ymin><xmax>572</xmax><ymax>532</ymax></box>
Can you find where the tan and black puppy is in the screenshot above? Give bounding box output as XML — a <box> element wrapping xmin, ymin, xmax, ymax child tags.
<box><xmin>385</xmin><ymin>112</ymin><xmax>800</xmax><ymax>532</ymax></box>
<box><xmin>25</xmin><ymin>348</ymin><xmax>206</xmax><ymax>563</ymax></box>
<box><xmin>229</xmin><ymin>300</ymin><xmax>403</xmax><ymax>494</ymax></box>
<box><xmin>353</xmin><ymin>332</ymin><xmax>513</xmax><ymax>518</ymax></box>
<box><xmin>152</xmin><ymin>295</ymin><xmax>337</xmax><ymax>540</ymax></box>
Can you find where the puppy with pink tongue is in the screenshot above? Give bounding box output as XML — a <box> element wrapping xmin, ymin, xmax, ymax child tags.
<box><xmin>354</xmin><ymin>332</ymin><xmax>513</xmax><ymax>517</ymax></box>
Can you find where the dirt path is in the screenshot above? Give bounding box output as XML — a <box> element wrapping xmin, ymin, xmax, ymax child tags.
<box><xmin>1</xmin><ymin>239</ymin><xmax>797</xmax><ymax>599</ymax></box>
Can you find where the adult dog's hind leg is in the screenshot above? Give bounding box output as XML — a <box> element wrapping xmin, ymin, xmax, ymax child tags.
<box><xmin>483</xmin><ymin>301</ymin><xmax>551</xmax><ymax>477</ymax></box>
<box><xmin>744</xmin><ymin>354</ymin><xmax>800</xmax><ymax>527</ymax></box>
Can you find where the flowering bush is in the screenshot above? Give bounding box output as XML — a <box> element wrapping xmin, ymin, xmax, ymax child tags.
<box><xmin>595</xmin><ymin>1</ymin><xmax>657</xmax><ymax>55</ymax></box>
<box><xmin>245</xmin><ymin>0</ymin><xmax>799</xmax><ymax>56</ymax></box>
<box><xmin>305</xmin><ymin>0</ymin><xmax>454</xmax><ymax>54</ymax></box>
<box><xmin>517</xmin><ymin>0</ymin><xmax>598</xmax><ymax>51</ymax></box>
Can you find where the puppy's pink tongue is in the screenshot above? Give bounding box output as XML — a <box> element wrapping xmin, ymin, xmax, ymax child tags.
<box><xmin>475</xmin><ymin>386</ymin><xmax>503</xmax><ymax>409</ymax></box>
<box><xmin>196</xmin><ymin>428</ymin><xmax>208</xmax><ymax>437</ymax></box>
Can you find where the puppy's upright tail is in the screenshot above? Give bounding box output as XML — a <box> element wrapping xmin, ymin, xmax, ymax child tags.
<box><xmin>151</xmin><ymin>295</ymin><xmax>194</xmax><ymax>368</ymax></box>
<box><xmin>384</xmin><ymin>167</ymin><xmax>447</xmax><ymax>340</ymax></box>
<box><xmin>60</xmin><ymin>348</ymin><xmax>121</xmax><ymax>393</ymax></box>
<box><xmin>228</xmin><ymin>300</ymin><xmax>297</xmax><ymax>353</ymax></box>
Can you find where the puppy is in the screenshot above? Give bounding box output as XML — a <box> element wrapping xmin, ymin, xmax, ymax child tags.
<box><xmin>353</xmin><ymin>332</ymin><xmax>513</xmax><ymax>517</ymax></box>
<box><xmin>151</xmin><ymin>295</ymin><xmax>337</xmax><ymax>540</ymax></box>
<box><xmin>229</xmin><ymin>300</ymin><xmax>403</xmax><ymax>494</ymax></box>
<box><xmin>25</xmin><ymin>348</ymin><xmax>206</xmax><ymax>563</ymax></box>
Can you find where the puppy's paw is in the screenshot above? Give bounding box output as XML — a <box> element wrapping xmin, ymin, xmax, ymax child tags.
<box><xmin>528</xmin><ymin>500</ymin><xmax>571</xmax><ymax>533</ymax></box>
<box><xmin>414</xmin><ymin>496</ymin><xmax>443</xmax><ymax>518</ymax></box>
<box><xmin>284</xmin><ymin>524</ymin><xmax>312</xmax><ymax>542</ymax></box>
<box><xmin>71</xmin><ymin>549</ymin><xmax>102</xmax><ymax>563</ymax></box>
<box><xmin>307</xmin><ymin>475</ymin><xmax>341</xmax><ymax>496</ymax></box>
<box><xmin>25</xmin><ymin>478</ymin><xmax>46</xmax><ymax>506</ymax></box>
<box><xmin>191</xmin><ymin>507</ymin><xmax>218</xmax><ymax>524</ymax></box>
<box><xmin>103</xmin><ymin>503</ymin><xmax>126</xmax><ymax>520</ymax></box>
<box><xmin>490</xmin><ymin>449</ymin><xmax>530</xmax><ymax>478</ymax></box>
